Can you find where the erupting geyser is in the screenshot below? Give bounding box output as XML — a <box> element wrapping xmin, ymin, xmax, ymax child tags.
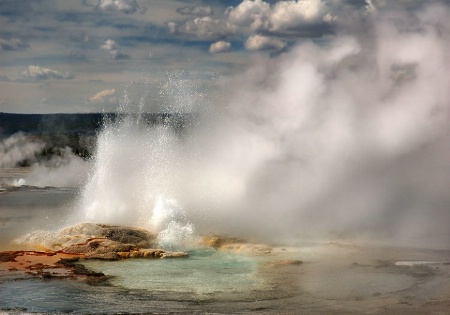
<box><xmin>73</xmin><ymin>4</ymin><xmax>450</xmax><ymax>250</ymax></box>
<box><xmin>2</xmin><ymin>3</ymin><xmax>450</xmax><ymax>313</ymax></box>
<box><xmin>76</xmin><ymin>103</ymin><xmax>196</xmax><ymax>248</ymax></box>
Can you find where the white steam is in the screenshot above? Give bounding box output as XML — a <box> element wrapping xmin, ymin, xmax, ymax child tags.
<box><xmin>24</xmin><ymin>147</ymin><xmax>89</xmax><ymax>187</ymax></box>
<box><xmin>0</xmin><ymin>133</ymin><xmax>89</xmax><ymax>187</ymax></box>
<box><xmin>78</xmin><ymin>4</ymin><xmax>450</xmax><ymax>249</ymax></box>
<box><xmin>0</xmin><ymin>132</ymin><xmax>45</xmax><ymax>168</ymax></box>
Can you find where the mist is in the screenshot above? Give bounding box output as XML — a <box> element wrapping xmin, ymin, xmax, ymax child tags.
<box><xmin>73</xmin><ymin>3</ymin><xmax>450</xmax><ymax>249</ymax></box>
<box><xmin>0</xmin><ymin>132</ymin><xmax>90</xmax><ymax>187</ymax></box>
<box><xmin>24</xmin><ymin>147</ymin><xmax>89</xmax><ymax>188</ymax></box>
<box><xmin>0</xmin><ymin>133</ymin><xmax>45</xmax><ymax>169</ymax></box>
<box><xmin>199</xmin><ymin>4</ymin><xmax>450</xmax><ymax>247</ymax></box>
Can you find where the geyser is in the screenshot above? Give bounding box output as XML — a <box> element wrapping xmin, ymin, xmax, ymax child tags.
<box><xmin>76</xmin><ymin>3</ymin><xmax>450</xmax><ymax>249</ymax></box>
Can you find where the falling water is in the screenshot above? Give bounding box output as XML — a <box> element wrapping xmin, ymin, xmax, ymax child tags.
<box><xmin>76</xmin><ymin>77</ymin><xmax>199</xmax><ymax>248</ymax></box>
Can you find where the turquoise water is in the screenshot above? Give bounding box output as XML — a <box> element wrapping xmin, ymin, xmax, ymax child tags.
<box><xmin>83</xmin><ymin>248</ymin><xmax>266</xmax><ymax>295</ymax></box>
<box><xmin>0</xmin><ymin>186</ymin><xmax>278</xmax><ymax>313</ymax></box>
<box><xmin>0</xmin><ymin>249</ymin><xmax>276</xmax><ymax>314</ymax></box>
<box><xmin>0</xmin><ymin>278</ymin><xmax>215</xmax><ymax>313</ymax></box>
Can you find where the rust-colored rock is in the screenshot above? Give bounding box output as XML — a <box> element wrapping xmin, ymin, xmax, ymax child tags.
<box><xmin>2</xmin><ymin>224</ymin><xmax>190</xmax><ymax>282</ymax></box>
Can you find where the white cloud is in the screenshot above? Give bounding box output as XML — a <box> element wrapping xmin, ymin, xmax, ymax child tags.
<box><xmin>101</xmin><ymin>39</ymin><xmax>118</xmax><ymax>51</ymax></box>
<box><xmin>168</xmin><ymin>16</ymin><xmax>231</xmax><ymax>40</ymax></box>
<box><xmin>209</xmin><ymin>41</ymin><xmax>231</xmax><ymax>54</ymax></box>
<box><xmin>0</xmin><ymin>37</ymin><xmax>29</xmax><ymax>51</ymax></box>
<box><xmin>19</xmin><ymin>65</ymin><xmax>74</xmax><ymax>80</ymax></box>
<box><xmin>168</xmin><ymin>0</ymin><xmax>336</xmax><ymax>44</ymax></box>
<box><xmin>88</xmin><ymin>88</ymin><xmax>117</xmax><ymax>103</ymax></box>
<box><xmin>226</xmin><ymin>0</ymin><xmax>332</xmax><ymax>35</ymax></box>
<box><xmin>177</xmin><ymin>5</ymin><xmax>213</xmax><ymax>17</ymax></box>
<box><xmin>101</xmin><ymin>39</ymin><xmax>130</xmax><ymax>59</ymax></box>
<box><xmin>167</xmin><ymin>21</ymin><xmax>177</xmax><ymax>34</ymax></box>
<box><xmin>269</xmin><ymin>0</ymin><xmax>328</xmax><ymax>32</ymax></box>
<box><xmin>244</xmin><ymin>35</ymin><xmax>286</xmax><ymax>51</ymax></box>
<box><xmin>365</xmin><ymin>0</ymin><xmax>377</xmax><ymax>15</ymax></box>
<box><xmin>226</xmin><ymin>0</ymin><xmax>270</xmax><ymax>32</ymax></box>
<box><xmin>85</xmin><ymin>0</ymin><xmax>145</xmax><ymax>14</ymax></box>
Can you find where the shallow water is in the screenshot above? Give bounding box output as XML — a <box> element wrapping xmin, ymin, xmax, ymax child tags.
<box><xmin>0</xmin><ymin>186</ymin><xmax>78</xmax><ymax>250</ymax></box>
<box><xmin>83</xmin><ymin>249</ymin><xmax>265</xmax><ymax>295</ymax></box>
<box><xmin>1</xmin><ymin>184</ymin><xmax>450</xmax><ymax>314</ymax></box>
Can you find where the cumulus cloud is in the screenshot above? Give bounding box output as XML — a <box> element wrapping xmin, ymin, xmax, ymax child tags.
<box><xmin>177</xmin><ymin>5</ymin><xmax>213</xmax><ymax>17</ymax></box>
<box><xmin>19</xmin><ymin>65</ymin><xmax>74</xmax><ymax>81</ymax></box>
<box><xmin>101</xmin><ymin>39</ymin><xmax>130</xmax><ymax>60</ymax></box>
<box><xmin>209</xmin><ymin>40</ymin><xmax>231</xmax><ymax>54</ymax></box>
<box><xmin>167</xmin><ymin>0</ymin><xmax>341</xmax><ymax>50</ymax></box>
<box><xmin>0</xmin><ymin>37</ymin><xmax>29</xmax><ymax>51</ymax></box>
<box><xmin>244</xmin><ymin>34</ymin><xmax>286</xmax><ymax>51</ymax></box>
<box><xmin>167</xmin><ymin>16</ymin><xmax>231</xmax><ymax>40</ymax></box>
<box><xmin>88</xmin><ymin>88</ymin><xmax>117</xmax><ymax>103</ymax></box>
<box><xmin>268</xmin><ymin>0</ymin><xmax>330</xmax><ymax>32</ymax></box>
<box><xmin>166</xmin><ymin>0</ymin><xmax>381</xmax><ymax>51</ymax></box>
<box><xmin>226</xmin><ymin>0</ymin><xmax>271</xmax><ymax>32</ymax></box>
<box><xmin>226</xmin><ymin>0</ymin><xmax>334</xmax><ymax>35</ymax></box>
<box><xmin>83</xmin><ymin>0</ymin><xmax>145</xmax><ymax>14</ymax></box>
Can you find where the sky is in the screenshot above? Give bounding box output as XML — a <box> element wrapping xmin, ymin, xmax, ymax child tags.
<box><xmin>0</xmin><ymin>0</ymin><xmax>444</xmax><ymax>113</ymax></box>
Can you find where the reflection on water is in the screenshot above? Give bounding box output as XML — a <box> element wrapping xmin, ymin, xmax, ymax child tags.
<box><xmin>0</xmin><ymin>278</ymin><xmax>199</xmax><ymax>314</ymax></box>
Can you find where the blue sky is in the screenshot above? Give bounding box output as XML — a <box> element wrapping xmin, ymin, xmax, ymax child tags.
<box><xmin>0</xmin><ymin>0</ymin><xmax>443</xmax><ymax>113</ymax></box>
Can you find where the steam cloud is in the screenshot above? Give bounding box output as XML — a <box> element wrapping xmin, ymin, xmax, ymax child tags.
<box><xmin>78</xmin><ymin>3</ymin><xmax>450</xmax><ymax>249</ymax></box>
<box><xmin>24</xmin><ymin>147</ymin><xmax>89</xmax><ymax>188</ymax></box>
<box><xmin>0</xmin><ymin>132</ymin><xmax>89</xmax><ymax>187</ymax></box>
<box><xmin>0</xmin><ymin>133</ymin><xmax>45</xmax><ymax>168</ymax></box>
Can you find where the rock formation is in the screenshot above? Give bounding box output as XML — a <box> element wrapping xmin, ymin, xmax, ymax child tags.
<box><xmin>0</xmin><ymin>223</ymin><xmax>191</xmax><ymax>281</ymax></box>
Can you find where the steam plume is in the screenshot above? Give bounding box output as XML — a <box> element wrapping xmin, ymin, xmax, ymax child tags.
<box><xmin>78</xmin><ymin>4</ymin><xmax>450</xmax><ymax>249</ymax></box>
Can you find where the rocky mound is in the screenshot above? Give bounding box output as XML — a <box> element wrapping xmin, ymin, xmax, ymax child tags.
<box><xmin>16</xmin><ymin>223</ymin><xmax>157</xmax><ymax>251</ymax></box>
<box><xmin>1</xmin><ymin>223</ymin><xmax>190</xmax><ymax>281</ymax></box>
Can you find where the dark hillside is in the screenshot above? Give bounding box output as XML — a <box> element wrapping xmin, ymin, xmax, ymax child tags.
<box><xmin>0</xmin><ymin>113</ymin><xmax>104</xmax><ymax>135</ymax></box>
<box><xmin>0</xmin><ymin>113</ymin><xmax>195</xmax><ymax>165</ymax></box>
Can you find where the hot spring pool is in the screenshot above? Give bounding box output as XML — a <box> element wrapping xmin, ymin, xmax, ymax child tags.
<box><xmin>82</xmin><ymin>248</ymin><xmax>266</xmax><ymax>295</ymax></box>
<box><xmin>0</xmin><ymin>248</ymin><xmax>287</xmax><ymax>314</ymax></box>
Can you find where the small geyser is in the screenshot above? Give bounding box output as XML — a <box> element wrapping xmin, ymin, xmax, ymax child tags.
<box><xmin>151</xmin><ymin>196</ymin><xmax>194</xmax><ymax>250</ymax></box>
<box><xmin>75</xmin><ymin>77</ymin><xmax>202</xmax><ymax>249</ymax></box>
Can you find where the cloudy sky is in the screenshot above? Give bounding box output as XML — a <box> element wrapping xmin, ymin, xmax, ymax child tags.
<box><xmin>0</xmin><ymin>0</ymin><xmax>446</xmax><ymax>113</ymax></box>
